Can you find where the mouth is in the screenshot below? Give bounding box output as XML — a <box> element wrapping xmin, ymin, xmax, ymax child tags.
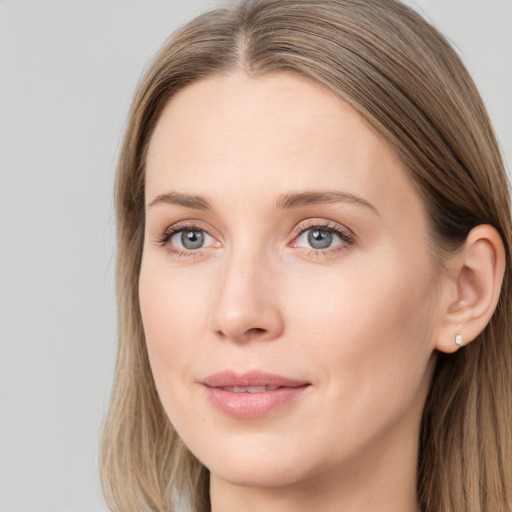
<box><xmin>221</xmin><ymin>385</ymin><xmax>281</xmax><ymax>393</ymax></box>
<box><xmin>201</xmin><ymin>371</ymin><xmax>311</xmax><ymax>419</ymax></box>
<box><xmin>202</xmin><ymin>370</ymin><xmax>309</xmax><ymax>388</ymax></box>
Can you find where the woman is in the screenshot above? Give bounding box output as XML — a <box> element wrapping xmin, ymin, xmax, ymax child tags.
<box><xmin>100</xmin><ymin>0</ymin><xmax>512</xmax><ymax>511</ymax></box>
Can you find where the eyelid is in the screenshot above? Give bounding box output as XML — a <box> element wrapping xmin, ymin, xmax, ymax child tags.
<box><xmin>290</xmin><ymin>219</ymin><xmax>356</xmax><ymax>241</ymax></box>
<box><xmin>158</xmin><ymin>221</ymin><xmax>216</xmax><ymax>242</ymax></box>
<box><xmin>155</xmin><ymin>220</ymin><xmax>221</xmax><ymax>257</ymax></box>
<box><xmin>288</xmin><ymin>219</ymin><xmax>357</xmax><ymax>256</ymax></box>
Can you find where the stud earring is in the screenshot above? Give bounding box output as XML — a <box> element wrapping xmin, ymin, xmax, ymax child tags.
<box><xmin>455</xmin><ymin>334</ymin><xmax>463</xmax><ymax>347</ymax></box>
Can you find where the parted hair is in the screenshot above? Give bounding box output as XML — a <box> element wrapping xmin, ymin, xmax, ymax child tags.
<box><xmin>100</xmin><ymin>1</ymin><xmax>512</xmax><ymax>511</ymax></box>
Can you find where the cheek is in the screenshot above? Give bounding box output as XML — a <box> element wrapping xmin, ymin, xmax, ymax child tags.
<box><xmin>290</xmin><ymin>253</ymin><xmax>438</xmax><ymax>412</ymax></box>
<box><xmin>138</xmin><ymin>267</ymin><xmax>213</xmax><ymax>446</ymax></box>
<box><xmin>138</xmin><ymin>259</ymin><xmax>208</xmax><ymax>392</ymax></box>
<box><xmin>291</xmin><ymin>254</ymin><xmax>436</xmax><ymax>347</ymax></box>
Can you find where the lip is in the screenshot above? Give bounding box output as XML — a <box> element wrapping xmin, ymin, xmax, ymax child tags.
<box><xmin>201</xmin><ymin>371</ymin><xmax>311</xmax><ymax>419</ymax></box>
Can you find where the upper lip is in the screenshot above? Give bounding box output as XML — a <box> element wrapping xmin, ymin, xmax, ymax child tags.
<box><xmin>202</xmin><ymin>371</ymin><xmax>310</xmax><ymax>388</ymax></box>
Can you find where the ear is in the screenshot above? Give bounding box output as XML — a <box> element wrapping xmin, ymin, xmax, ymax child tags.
<box><xmin>435</xmin><ymin>224</ymin><xmax>506</xmax><ymax>354</ymax></box>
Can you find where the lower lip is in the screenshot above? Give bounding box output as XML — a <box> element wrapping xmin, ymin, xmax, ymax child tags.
<box><xmin>204</xmin><ymin>385</ymin><xmax>310</xmax><ymax>419</ymax></box>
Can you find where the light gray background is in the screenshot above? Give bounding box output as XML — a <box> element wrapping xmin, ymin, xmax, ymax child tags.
<box><xmin>0</xmin><ymin>1</ymin><xmax>510</xmax><ymax>511</ymax></box>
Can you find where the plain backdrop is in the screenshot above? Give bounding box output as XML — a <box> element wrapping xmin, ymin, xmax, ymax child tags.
<box><xmin>0</xmin><ymin>1</ymin><xmax>510</xmax><ymax>511</ymax></box>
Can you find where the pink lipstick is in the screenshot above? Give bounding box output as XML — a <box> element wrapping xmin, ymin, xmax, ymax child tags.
<box><xmin>201</xmin><ymin>371</ymin><xmax>311</xmax><ymax>419</ymax></box>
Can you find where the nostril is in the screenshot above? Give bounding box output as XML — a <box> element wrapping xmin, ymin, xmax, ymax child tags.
<box><xmin>215</xmin><ymin>326</ymin><xmax>270</xmax><ymax>342</ymax></box>
<box><xmin>212</xmin><ymin>302</ymin><xmax>284</xmax><ymax>342</ymax></box>
<box><xmin>247</xmin><ymin>327</ymin><xmax>267</xmax><ymax>336</ymax></box>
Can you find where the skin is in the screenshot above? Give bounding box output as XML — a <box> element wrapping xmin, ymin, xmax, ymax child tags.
<box><xmin>139</xmin><ymin>72</ymin><xmax>459</xmax><ymax>512</ymax></box>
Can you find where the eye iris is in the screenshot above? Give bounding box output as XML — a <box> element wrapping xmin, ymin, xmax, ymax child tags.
<box><xmin>181</xmin><ymin>230</ymin><xmax>204</xmax><ymax>249</ymax></box>
<box><xmin>308</xmin><ymin>229</ymin><xmax>333</xmax><ymax>249</ymax></box>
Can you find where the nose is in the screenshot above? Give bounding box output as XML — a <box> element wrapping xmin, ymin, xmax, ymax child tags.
<box><xmin>210</xmin><ymin>248</ymin><xmax>284</xmax><ymax>343</ymax></box>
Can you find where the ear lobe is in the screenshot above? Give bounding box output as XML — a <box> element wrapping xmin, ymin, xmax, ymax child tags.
<box><xmin>435</xmin><ymin>225</ymin><xmax>505</xmax><ymax>354</ymax></box>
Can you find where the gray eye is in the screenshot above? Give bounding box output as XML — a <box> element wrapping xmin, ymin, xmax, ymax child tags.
<box><xmin>171</xmin><ymin>229</ymin><xmax>213</xmax><ymax>250</ymax></box>
<box><xmin>168</xmin><ymin>227</ymin><xmax>217</xmax><ymax>253</ymax></box>
<box><xmin>295</xmin><ymin>227</ymin><xmax>343</xmax><ymax>251</ymax></box>
<box><xmin>307</xmin><ymin>229</ymin><xmax>334</xmax><ymax>249</ymax></box>
<box><xmin>181</xmin><ymin>230</ymin><xmax>205</xmax><ymax>249</ymax></box>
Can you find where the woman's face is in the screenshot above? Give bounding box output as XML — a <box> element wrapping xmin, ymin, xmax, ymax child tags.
<box><xmin>140</xmin><ymin>72</ymin><xmax>443</xmax><ymax>490</ymax></box>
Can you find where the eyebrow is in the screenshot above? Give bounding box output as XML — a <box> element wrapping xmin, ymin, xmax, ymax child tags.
<box><xmin>148</xmin><ymin>190</ymin><xmax>379</xmax><ymax>215</ymax></box>
<box><xmin>275</xmin><ymin>191</ymin><xmax>379</xmax><ymax>214</ymax></box>
<box><xmin>148</xmin><ymin>192</ymin><xmax>210</xmax><ymax>210</ymax></box>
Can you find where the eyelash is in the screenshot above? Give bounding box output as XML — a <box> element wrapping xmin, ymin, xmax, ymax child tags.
<box><xmin>157</xmin><ymin>222</ymin><xmax>211</xmax><ymax>259</ymax></box>
<box><xmin>291</xmin><ymin>220</ymin><xmax>356</xmax><ymax>258</ymax></box>
<box><xmin>156</xmin><ymin>220</ymin><xmax>356</xmax><ymax>259</ymax></box>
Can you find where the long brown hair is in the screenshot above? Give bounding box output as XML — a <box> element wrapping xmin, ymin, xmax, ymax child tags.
<box><xmin>100</xmin><ymin>1</ymin><xmax>512</xmax><ymax>511</ymax></box>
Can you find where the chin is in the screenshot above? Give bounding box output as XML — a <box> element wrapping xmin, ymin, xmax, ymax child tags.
<box><xmin>191</xmin><ymin>434</ymin><xmax>317</xmax><ymax>488</ymax></box>
<box><xmin>209</xmin><ymin>456</ymin><xmax>310</xmax><ymax>489</ymax></box>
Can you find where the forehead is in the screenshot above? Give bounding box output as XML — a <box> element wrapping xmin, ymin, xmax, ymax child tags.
<box><xmin>145</xmin><ymin>71</ymin><xmax>422</xmax><ymax>223</ymax></box>
<box><xmin>147</xmin><ymin>72</ymin><xmax>380</xmax><ymax>175</ymax></box>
